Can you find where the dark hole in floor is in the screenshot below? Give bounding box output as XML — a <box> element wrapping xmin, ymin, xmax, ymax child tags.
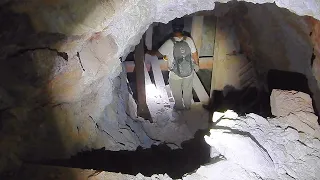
<box><xmin>36</xmin><ymin>130</ymin><xmax>211</xmax><ymax>179</ymax></box>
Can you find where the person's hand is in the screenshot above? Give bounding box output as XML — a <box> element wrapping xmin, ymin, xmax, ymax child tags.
<box><xmin>194</xmin><ymin>63</ymin><xmax>200</xmax><ymax>72</ymax></box>
<box><xmin>163</xmin><ymin>55</ymin><xmax>168</xmax><ymax>61</ymax></box>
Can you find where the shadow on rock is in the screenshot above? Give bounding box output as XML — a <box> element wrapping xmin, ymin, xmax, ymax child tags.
<box><xmin>40</xmin><ymin>130</ymin><xmax>211</xmax><ymax>179</ymax></box>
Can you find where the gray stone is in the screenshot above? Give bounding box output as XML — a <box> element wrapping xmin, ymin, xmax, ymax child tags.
<box><xmin>270</xmin><ymin>89</ymin><xmax>315</xmax><ymax>116</ymax></box>
<box><xmin>203</xmin><ymin>110</ymin><xmax>320</xmax><ymax>180</ymax></box>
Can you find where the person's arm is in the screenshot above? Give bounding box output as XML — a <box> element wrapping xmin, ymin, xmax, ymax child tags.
<box><xmin>187</xmin><ymin>37</ymin><xmax>199</xmax><ymax>66</ymax></box>
<box><xmin>153</xmin><ymin>39</ymin><xmax>171</xmax><ymax>60</ymax></box>
<box><xmin>192</xmin><ymin>51</ymin><xmax>199</xmax><ymax>66</ymax></box>
<box><xmin>147</xmin><ymin>50</ymin><xmax>163</xmax><ymax>59</ymax></box>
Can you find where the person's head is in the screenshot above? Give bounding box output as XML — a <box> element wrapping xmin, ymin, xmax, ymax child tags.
<box><xmin>172</xmin><ymin>18</ymin><xmax>184</xmax><ymax>37</ymax></box>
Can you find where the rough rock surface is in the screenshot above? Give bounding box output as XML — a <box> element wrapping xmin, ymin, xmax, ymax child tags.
<box><xmin>11</xmin><ymin>110</ymin><xmax>320</xmax><ymax>179</ymax></box>
<box><xmin>201</xmin><ymin>111</ymin><xmax>320</xmax><ymax>179</ymax></box>
<box><xmin>190</xmin><ymin>90</ymin><xmax>320</xmax><ymax>179</ymax></box>
<box><xmin>1</xmin><ymin>0</ymin><xmax>320</xmax><ymax>175</ymax></box>
<box><xmin>213</xmin><ymin>2</ymin><xmax>320</xmax><ymax>113</ymax></box>
<box><xmin>271</xmin><ymin>89</ymin><xmax>315</xmax><ymax>116</ymax></box>
<box><xmin>308</xmin><ymin>17</ymin><xmax>320</xmax><ymax>104</ymax></box>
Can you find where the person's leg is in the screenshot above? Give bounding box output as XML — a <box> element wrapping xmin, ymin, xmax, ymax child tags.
<box><xmin>182</xmin><ymin>73</ymin><xmax>194</xmax><ymax>109</ymax></box>
<box><xmin>169</xmin><ymin>74</ymin><xmax>184</xmax><ymax>110</ymax></box>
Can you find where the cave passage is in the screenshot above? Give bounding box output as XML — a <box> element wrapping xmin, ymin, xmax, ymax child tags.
<box><xmin>125</xmin><ymin>6</ymin><xmax>275</xmax><ymax>119</ymax></box>
<box><xmin>1</xmin><ymin>0</ymin><xmax>320</xmax><ymax>179</ymax></box>
<box><xmin>125</xmin><ymin>2</ymin><xmax>320</xmax><ymax>120</ymax></box>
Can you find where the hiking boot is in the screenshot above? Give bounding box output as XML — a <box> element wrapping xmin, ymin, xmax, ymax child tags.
<box><xmin>173</xmin><ymin>105</ymin><xmax>185</xmax><ymax>111</ymax></box>
<box><xmin>202</xmin><ymin>104</ymin><xmax>211</xmax><ymax>110</ymax></box>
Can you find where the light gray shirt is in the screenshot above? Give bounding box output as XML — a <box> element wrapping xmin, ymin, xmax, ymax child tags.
<box><xmin>158</xmin><ymin>36</ymin><xmax>197</xmax><ymax>79</ymax></box>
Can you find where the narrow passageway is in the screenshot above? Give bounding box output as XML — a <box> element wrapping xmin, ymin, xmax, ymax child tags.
<box><xmin>125</xmin><ymin>2</ymin><xmax>296</xmax><ymax>123</ymax></box>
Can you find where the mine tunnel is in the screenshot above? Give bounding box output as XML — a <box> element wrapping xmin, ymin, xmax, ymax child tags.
<box><xmin>1</xmin><ymin>1</ymin><xmax>320</xmax><ymax>180</ymax></box>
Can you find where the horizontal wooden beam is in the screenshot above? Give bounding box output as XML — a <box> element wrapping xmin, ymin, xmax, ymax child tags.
<box><xmin>124</xmin><ymin>57</ymin><xmax>213</xmax><ymax>72</ymax></box>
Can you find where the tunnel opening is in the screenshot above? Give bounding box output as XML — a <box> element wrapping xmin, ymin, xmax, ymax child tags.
<box><xmin>1</xmin><ymin>0</ymin><xmax>320</xmax><ymax>179</ymax></box>
<box><xmin>125</xmin><ymin>1</ymin><xmax>320</xmax><ymax>120</ymax></box>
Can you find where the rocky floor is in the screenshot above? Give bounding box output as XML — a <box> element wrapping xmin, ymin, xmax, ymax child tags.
<box><xmin>6</xmin><ymin>90</ymin><xmax>320</xmax><ymax>180</ymax></box>
<box><xmin>139</xmin><ymin>102</ymin><xmax>210</xmax><ymax>148</ymax></box>
<box><xmin>8</xmin><ymin>111</ymin><xmax>320</xmax><ymax>180</ymax></box>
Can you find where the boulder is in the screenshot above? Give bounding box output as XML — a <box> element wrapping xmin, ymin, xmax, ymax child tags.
<box><xmin>203</xmin><ymin>110</ymin><xmax>320</xmax><ymax>180</ymax></box>
<box><xmin>270</xmin><ymin>89</ymin><xmax>315</xmax><ymax>116</ymax></box>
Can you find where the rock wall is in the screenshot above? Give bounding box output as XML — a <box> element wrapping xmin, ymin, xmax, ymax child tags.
<box><xmin>217</xmin><ymin>2</ymin><xmax>320</xmax><ymax>113</ymax></box>
<box><xmin>1</xmin><ymin>0</ymin><xmax>320</xmax><ymax>174</ymax></box>
<box><xmin>309</xmin><ymin>18</ymin><xmax>320</xmax><ymax>93</ymax></box>
<box><xmin>210</xmin><ymin>2</ymin><xmax>320</xmax><ymax>104</ymax></box>
<box><xmin>0</xmin><ymin>6</ymin><xmax>154</xmax><ymax>171</ymax></box>
<box><xmin>202</xmin><ymin>90</ymin><xmax>320</xmax><ymax>179</ymax></box>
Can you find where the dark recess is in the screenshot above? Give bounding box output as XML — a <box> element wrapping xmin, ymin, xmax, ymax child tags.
<box><xmin>311</xmin><ymin>51</ymin><xmax>316</xmax><ymax>66</ymax></box>
<box><xmin>208</xmin><ymin>87</ymin><xmax>272</xmax><ymax>118</ymax></box>
<box><xmin>203</xmin><ymin>69</ymin><xmax>320</xmax><ymax>121</ymax></box>
<box><xmin>267</xmin><ymin>69</ymin><xmax>319</xmax><ymax>122</ymax></box>
<box><xmin>38</xmin><ymin>130</ymin><xmax>211</xmax><ymax>179</ymax></box>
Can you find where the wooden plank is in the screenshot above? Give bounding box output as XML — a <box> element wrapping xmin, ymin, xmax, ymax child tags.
<box><xmin>200</xmin><ymin>15</ymin><xmax>216</xmax><ymax>57</ymax></box>
<box><xmin>193</xmin><ymin>71</ymin><xmax>209</xmax><ymax>104</ymax></box>
<box><xmin>191</xmin><ymin>16</ymin><xmax>204</xmax><ymax>54</ymax></box>
<box><xmin>134</xmin><ymin>38</ymin><xmax>152</xmax><ymax>121</ymax></box>
<box><xmin>210</xmin><ymin>16</ymin><xmax>242</xmax><ymax>93</ymax></box>
<box><xmin>143</xmin><ymin>62</ymin><xmax>152</xmax><ymax>86</ymax></box>
<box><xmin>124</xmin><ymin>57</ymin><xmax>213</xmax><ymax>72</ymax></box>
<box><xmin>198</xmin><ymin>57</ymin><xmax>214</xmax><ymax>69</ymax></box>
<box><xmin>144</xmin><ymin>56</ymin><xmax>169</xmax><ymax>119</ymax></box>
<box><xmin>210</xmin><ymin>17</ymin><xmax>219</xmax><ymax>97</ymax></box>
<box><xmin>191</xmin><ymin>15</ymin><xmax>209</xmax><ymax>104</ymax></box>
<box><xmin>149</xmin><ymin>55</ymin><xmax>171</xmax><ymax>108</ymax></box>
<box><xmin>145</xmin><ymin>24</ymin><xmax>153</xmax><ymax>50</ymax></box>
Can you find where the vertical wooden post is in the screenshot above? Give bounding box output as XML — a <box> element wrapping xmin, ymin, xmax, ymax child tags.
<box><xmin>191</xmin><ymin>15</ymin><xmax>209</xmax><ymax>104</ymax></box>
<box><xmin>134</xmin><ymin>38</ymin><xmax>152</xmax><ymax>121</ymax></box>
<box><xmin>210</xmin><ymin>16</ymin><xmax>243</xmax><ymax>94</ymax></box>
<box><xmin>145</xmin><ymin>24</ymin><xmax>153</xmax><ymax>51</ymax></box>
<box><xmin>210</xmin><ymin>17</ymin><xmax>219</xmax><ymax>98</ymax></box>
<box><xmin>191</xmin><ymin>16</ymin><xmax>204</xmax><ymax>55</ymax></box>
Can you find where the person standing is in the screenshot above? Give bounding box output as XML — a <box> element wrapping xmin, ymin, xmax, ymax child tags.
<box><xmin>149</xmin><ymin>18</ymin><xmax>199</xmax><ymax>110</ymax></box>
